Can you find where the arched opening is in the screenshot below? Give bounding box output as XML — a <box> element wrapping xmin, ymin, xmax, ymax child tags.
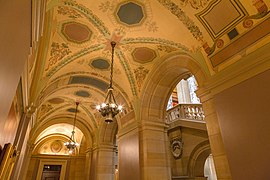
<box><xmin>167</xmin><ymin>75</ymin><xmax>200</xmax><ymax>110</ymax></box>
<box><xmin>166</xmin><ymin>74</ymin><xmax>211</xmax><ymax>179</ymax></box>
<box><xmin>204</xmin><ymin>154</ymin><xmax>217</xmax><ymax>180</ymax></box>
<box><xmin>138</xmin><ymin>53</ymin><xmax>208</xmax><ymax>179</ymax></box>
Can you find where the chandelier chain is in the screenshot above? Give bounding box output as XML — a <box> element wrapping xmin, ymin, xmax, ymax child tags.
<box><xmin>73</xmin><ymin>102</ymin><xmax>79</xmax><ymax>132</ymax></box>
<box><xmin>109</xmin><ymin>41</ymin><xmax>116</xmax><ymax>88</ymax></box>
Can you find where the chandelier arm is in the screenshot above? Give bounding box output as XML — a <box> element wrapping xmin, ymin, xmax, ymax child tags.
<box><xmin>109</xmin><ymin>41</ymin><xmax>116</xmax><ymax>88</ymax></box>
<box><xmin>104</xmin><ymin>89</ymin><xmax>111</xmax><ymax>103</ymax></box>
<box><xmin>110</xmin><ymin>90</ymin><xmax>117</xmax><ymax>104</ymax></box>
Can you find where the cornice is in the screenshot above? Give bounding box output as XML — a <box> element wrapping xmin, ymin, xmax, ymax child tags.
<box><xmin>197</xmin><ymin>41</ymin><xmax>270</xmax><ymax>99</ymax></box>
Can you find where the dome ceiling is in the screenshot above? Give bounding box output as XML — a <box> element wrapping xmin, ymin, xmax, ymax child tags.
<box><xmin>30</xmin><ymin>0</ymin><xmax>270</xmax><ymax>143</ymax></box>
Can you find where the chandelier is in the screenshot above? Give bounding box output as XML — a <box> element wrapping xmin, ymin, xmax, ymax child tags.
<box><xmin>96</xmin><ymin>41</ymin><xmax>122</xmax><ymax>123</ymax></box>
<box><xmin>64</xmin><ymin>102</ymin><xmax>80</xmax><ymax>154</ymax></box>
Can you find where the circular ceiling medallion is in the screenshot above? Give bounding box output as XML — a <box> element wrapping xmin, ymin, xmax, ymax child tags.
<box><xmin>116</xmin><ymin>1</ymin><xmax>145</xmax><ymax>26</ymax></box>
<box><xmin>75</xmin><ymin>90</ymin><xmax>91</xmax><ymax>97</ymax></box>
<box><xmin>62</xmin><ymin>22</ymin><xmax>92</xmax><ymax>43</ymax></box>
<box><xmin>90</xmin><ymin>58</ymin><xmax>110</xmax><ymax>70</ymax></box>
<box><xmin>48</xmin><ymin>98</ymin><xmax>65</xmax><ymax>104</ymax></box>
<box><xmin>50</xmin><ymin>140</ymin><xmax>63</xmax><ymax>153</ymax></box>
<box><xmin>132</xmin><ymin>47</ymin><xmax>157</xmax><ymax>63</ymax></box>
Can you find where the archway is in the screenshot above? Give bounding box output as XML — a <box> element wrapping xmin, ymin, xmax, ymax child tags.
<box><xmin>138</xmin><ymin>52</ymin><xmax>208</xmax><ymax>180</ymax></box>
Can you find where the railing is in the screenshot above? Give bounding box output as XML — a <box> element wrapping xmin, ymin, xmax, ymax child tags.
<box><xmin>166</xmin><ymin>103</ymin><xmax>205</xmax><ymax>123</ymax></box>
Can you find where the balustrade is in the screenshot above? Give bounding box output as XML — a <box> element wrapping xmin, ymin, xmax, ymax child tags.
<box><xmin>166</xmin><ymin>104</ymin><xmax>205</xmax><ymax>123</ymax></box>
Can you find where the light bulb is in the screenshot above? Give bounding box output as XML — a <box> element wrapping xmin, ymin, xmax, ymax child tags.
<box><xmin>96</xmin><ymin>105</ymin><xmax>101</xmax><ymax>110</ymax></box>
<box><xmin>110</xmin><ymin>103</ymin><xmax>116</xmax><ymax>108</ymax></box>
<box><xmin>101</xmin><ymin>103</ymin><xmax>106</xmax><ymax>108</ymax></box>
<box><xmin>118</xmin><ymin>105</ymin><xmax>123</xmax><ymax>110</ymax></box>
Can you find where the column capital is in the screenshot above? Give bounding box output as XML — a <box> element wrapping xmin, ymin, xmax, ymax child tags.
<box><xmin>139</xmin><ymin>120</ymin><xmax>168</xmax><ymax>133</ymax></box>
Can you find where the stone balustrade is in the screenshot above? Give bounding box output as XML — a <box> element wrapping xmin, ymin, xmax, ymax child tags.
<box><xmin>166</xmin><ymin>103</ymin><xmax>205</xmax><ymax>123</ymax></box>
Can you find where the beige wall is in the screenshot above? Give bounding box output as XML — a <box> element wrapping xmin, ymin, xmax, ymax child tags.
<box><xmin>214</xmin><ymin>69</ymin><xmax>270</xmax><ymax>180</ymax></box>
<box><xmin>0</xmin><ymin>0</ymin><xmax>31</xmax><ymax>146</ymax></box>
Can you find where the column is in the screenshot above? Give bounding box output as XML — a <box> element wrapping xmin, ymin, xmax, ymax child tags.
<box><xmin>90</xmin><ymin>145</ymin><xmax>115</xmax><ymax>180</ymax></box>
<box><xmin>139</xmin><ymin>121</ymin><xmax>171</xmax><ymax>180</ymax></box>
<box><xmin>201</xmin><ymin>93</ymin><xmax>231</xmax><ymax>180</ymax></box>
<box><xmin>12</xmin><ymin>105</ymin><xmax>36</xmax><ymax>179</ymax></box>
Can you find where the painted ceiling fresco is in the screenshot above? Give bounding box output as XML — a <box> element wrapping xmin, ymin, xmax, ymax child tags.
<box><xmin>31</xmin><ymin>0</ymin><xmax>270</xmax><ymax>144</ymax></box>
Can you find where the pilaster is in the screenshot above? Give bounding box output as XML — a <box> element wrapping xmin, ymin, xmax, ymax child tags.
<box><xmin>91</xmin><ymin>144</ymin><xmax>115</xmax><ymax>180</ymax></box>
<box><xmin>199</xmin><ymin>92</ymin><xmax>231</xmax><ymax>180</ymax></box>
<box><xmin>139</xmin><ymin>121</ymin><xmax>171</xmax><ymax>180</ymax></box>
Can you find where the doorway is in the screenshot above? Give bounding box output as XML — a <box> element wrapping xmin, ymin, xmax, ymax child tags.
<box><xmin>41</xmin><ymin>165</ymin><xmax>62</xmax><ymax>180</ymax></box>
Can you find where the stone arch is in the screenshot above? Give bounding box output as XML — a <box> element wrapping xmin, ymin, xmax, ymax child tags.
<box><xmin>140</xmin><ymin>52</ymin><xmax>208</xmax><ymax>122</ymax></box>
<box><xmin>29</xmin><ymin>116</ymin><xmax>93</xmax><ymax>150</ymax></box>
<box><xmin>32</xmin><ymin>134</ymin><xmax>71</xmax><ymax>155</ymax></box>
<box><xmin>187</xmin><ymin>140</ymin><xmax>211</xmax><ymax>178</ymax></box>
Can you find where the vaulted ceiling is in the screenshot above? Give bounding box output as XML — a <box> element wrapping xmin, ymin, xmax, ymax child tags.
<box><xmin>29</xmin><ymin>0</ymin><xmax>270</xmax><ymax>148</ymax></box>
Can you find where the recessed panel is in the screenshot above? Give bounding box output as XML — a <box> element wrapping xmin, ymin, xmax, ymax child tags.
<box><xmin>69</xmin><ymin>76</ymin><xmax>108</xmax><ymax>91</ymax></box>
<box><xmin>62</xmin><ymin>22</ymin><xmax>92</xmax><ymax>43</ymax></box>
<box><xmin>90</xmin><ymin>58</ymin><xmax>110</xmax><ymax>70</ymax></box>
<box><xmin>48</xmin><ymin>98</ymin><xmax>65</xmax><ymax>104</ymax></box>
<box><xmin>132</xmin><ymin>47</ymin><xmax>157</xmax><ymax>63</ymax></box>
<box><xmin>196</xmin><ymin>0</ymin><xmax>247</xmax><ymax>39</ymax></box>
<box><xmin>116</xmin><ymin>2</ymin><xmax>145</xmax><ymax>26</ymax></box>
<box><xmin>75</xmin><ymin>90</ymin><xmax>91</xmax><ymax>97</ymax></box>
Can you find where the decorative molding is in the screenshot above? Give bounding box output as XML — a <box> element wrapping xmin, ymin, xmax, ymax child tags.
<box><xmin>145</xmin><ymin>20</ymin><xmax>158</xmax><ymax>32</ymax></box>
<box><xmin>197</xmin><ymin>42</ymin><xmax>270</xmax><ymax>98</ymax></box>
<box><xmin>116</xmin><ymin>51</ymin><xmax>138</xmax><ymax>96</ymax></box>
<box><xmin>157</xmin><ymin>0</ymin><xmax>204</xmax><ymax>42</ymax></box>
<box><xmin>196</xmin><ymin>0</ymin><xmax>248</xmax><ymax>40</ymax></box>
<box><xmin>122</xmin><ymin>37</ymin><xmax>191</xmax><ymax>52</ymax></box>
<box><xmin>178</xmin><ymin>0</ymin><xmax>211</xmax><ymax>10</ymax></box>
<box><xmin>50</xmin><ymin>140</ymin><xmax>63</xmax><ymax>153</ymax></box>
<box><xmin>57</xmin><ymin>6</ymin><xmax>82</xmax><ymax>19</ymax></box>
<box><xmin>45</xmin><ymin>42</ymin><xmax>72</xmax><ymax>71</ymax></box>
<box><xmin>99</xmin><ymin>1</ymin><xmax>114</xmax><ymax>13</ymax></box>
<box><xmin>157</xmin><ymin>44</ymin><xmax>178</xmax><ymax>53</ymax></box>
<box><xmin>134</xmin><ymin>66</ymin><xmax>149</xmax><ymax>92</ymax></box>
<box><xmin>243</xmin><ymin>0</ymin><xmax>269</xmax><ymax>28</ymax></box>
<box><xmin>62</xmin><ymin>0</ymin><xmax>111</xmax><ymax>36</ymax></box>
<box><xmin>45</xmin><ymin>44</ymin><xmax>103</xmax><ymax>77</ymax></box>
<box><xmin>170</xmin><ymin>137</ymin><xmax>183</xmax><ymax>159</ymax></box>
<box><xmin>210</xmin><ymin>17</ymin><xmax>270</xmax><ymax>67</ymax></box>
